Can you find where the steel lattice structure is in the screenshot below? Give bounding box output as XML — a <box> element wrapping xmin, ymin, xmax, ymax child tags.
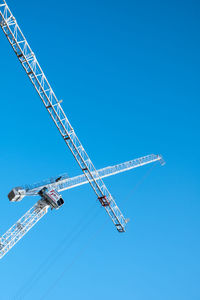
<box><xmin>0</xmin><ymin>1</ymin><xmax>165</xmax><ymax>258</ymax></box>
<box><xmin>0</xmin><ymin>0</ymin><xmax>127</xmax><ymax>232</ymax></box>
<box><xmin>1</xmin><ymin>154</ymin><xmax>164</xmax><ymax>259</ymax></box>
<box><xmin>22</xmin><ymin>154</ymin><xmax>164</xmax><ymax>196</ymax></box>
<box><xmin>0</xmin><ymin>200</ymin><xmax>49</xmax><ymax>259</ymax></box>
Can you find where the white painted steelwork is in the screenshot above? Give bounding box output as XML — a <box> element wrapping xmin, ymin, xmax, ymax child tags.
<box><xmin>0</xmin><ymin>0</ymin><xmax>127</xmax><ymax>231</ymax></box>
<box><xmin>0</xmin><ymin>200</ymin><xmax>49</xmax><ymax>259</ymax></box>
<box><xmin>22</xmin><ymin>154</ymin><xmax>164</xmax><ymax>196</ymax></box>
<box><xmin>1</xmin><ymin>154</ymin><xmax>164</xmax><ymax>259</ymax></box>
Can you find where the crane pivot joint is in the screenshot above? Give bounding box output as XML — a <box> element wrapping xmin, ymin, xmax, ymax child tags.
<box><xmin>38</xmin><ymin>187</ymin><xmax>64</xmax><ymax>210</ymax></box>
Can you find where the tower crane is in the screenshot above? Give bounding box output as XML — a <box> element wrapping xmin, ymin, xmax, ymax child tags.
<box><xmin>0</xmin><ymin>154</ymin><xmax>164</xmax><ymax>259</ymax></box>
<box><xmin>9</xmin><ymin>154</ymin><xmax>164</xmax><ymax>202</ymax></box>
<box><xmin>0</xmin><ymin>0</ymin><xmax>165</xmax><ymax>259</ymax></box>
<box><xmin>0</xmin><ymin>0</ymin><xmax>127</xmax><ymax>233</ymax></box>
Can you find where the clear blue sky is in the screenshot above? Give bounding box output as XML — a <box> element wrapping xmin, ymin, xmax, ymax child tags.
<box><xmin>0</xmin><ymin>0</ymin><xmax>199</xmax><ymax>299</ymax></box>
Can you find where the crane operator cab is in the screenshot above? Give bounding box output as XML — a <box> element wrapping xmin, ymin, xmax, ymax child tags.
<box><xmin>38</xmin><ymin>187</ymin><xmax>64</xmax><ymax>209</ymax></box>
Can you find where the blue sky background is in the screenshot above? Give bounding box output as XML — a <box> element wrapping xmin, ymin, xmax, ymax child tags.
<box><xmin>0</xmin><ymin>0</ymin><xmax>199</xmax><ymax>299</ymax></box>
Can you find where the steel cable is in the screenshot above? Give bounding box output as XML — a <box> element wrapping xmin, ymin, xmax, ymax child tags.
<box><xmin>39</xmin><ymin>215</ymin><xmax>108</xmax><ymax>300</ymax></box>
<box><xmin>12</xmin><ymin>201</ymin><xmax>99</xmax><ymax>300</ymax></box>
<box><xmin>123</xmin><ymin>162</ymin><xmax>158</xmax><ymax>202</ymax></box>
<box><xmin>12</xmin><ymin>163</ymin><xmax>159</xmax><ymax>300</ymax></box>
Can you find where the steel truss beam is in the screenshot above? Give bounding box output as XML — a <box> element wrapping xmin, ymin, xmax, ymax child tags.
<box><xmin>0</xmin><ymin>200</ymin><xmax>49</xmax><ymax>259</ymax></box>
<box><xmin>23</xmin><ymin>154</ymin><xmax>164</xmax><ymax>196</ymax></box>
<box><xmin>1</xmin><ymin>154</ymin><xmax>164</xmax><ymax>259</ymax></box>
<box><xmin>0</xmin><ymin>0</ymin><xmax>127</xmax><ymax>231</ymax></box>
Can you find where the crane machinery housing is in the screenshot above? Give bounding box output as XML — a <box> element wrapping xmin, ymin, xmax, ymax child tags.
<box><xmin>0</xmin><ymin>0</ymin><xmax>165</xmax><ymax>259</ymax></box>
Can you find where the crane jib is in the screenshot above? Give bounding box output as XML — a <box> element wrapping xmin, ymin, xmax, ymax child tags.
<box><xmin>0</xmin><ymin>0</ymin><xmax>127</xmax><ymax>232</ymax></box>
<box><xmin>0</xmin><ymin>0</ymin><xmax>165</xmax><ymax>260</ymax></box>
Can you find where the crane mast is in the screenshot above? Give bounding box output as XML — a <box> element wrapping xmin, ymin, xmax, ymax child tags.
<box><xmin>0</xmin><ymin>1</ymin><xmax>166</xmax><ymax>259</ymax></box>
<box><xmin>1</xmin><ymin>154</ymin><xmax>164</xmax><ymax>259</ymax></box>
<box><xmin>0</xmin><ymin>200</ymin><xmax>49</xmax><ymax>259</ymax></box>
<box><xmin>0</xmin><ymin>0</ymin><xmax>127</xmax><ymax>231</ymax></box>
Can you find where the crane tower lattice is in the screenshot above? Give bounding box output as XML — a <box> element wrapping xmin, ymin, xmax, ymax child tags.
<box><xmin>0</xmin><ymin>0</ymin><xmax>126</xmax><ymax>232</ymax></box>
<box><xmin>0</xmin><ymin>0</ymin><xmax>165</xmax><ymax>259</ymax></box>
